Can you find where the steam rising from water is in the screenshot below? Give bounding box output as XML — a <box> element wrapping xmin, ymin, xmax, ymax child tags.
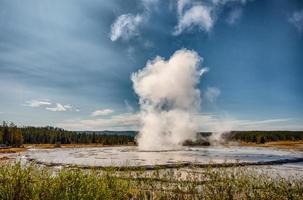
<box><xmin>131</xmin><ymin>49</ymin><xmax>205</xmax><ymax>150</ymax></box>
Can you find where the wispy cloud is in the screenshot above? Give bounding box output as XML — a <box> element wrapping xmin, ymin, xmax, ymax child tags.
<box><xmin>58</xmin><ymin>112</ymin><xmax>302</xmax><ymax>132</ymax></box>
<box><xmin>196</xmin><ymin>114</ymin><xmax>233</xmax><ymax>133</ymax></box>
<box><xmin>91</xmin><ymin>109</ymin><xmax>114</xmax><ymax>117</ymax></box>
<box><xmin>212</xmin><ymin>0</ymin><xmax>247</xmax><ymax>6</ymax></box>
<box><xmin>24</xmin><ymin>100</ymin><xmax>51</xmax><ymax>107</ymax></box>
<box><xmin>110</xmin><ymin>14</ymin><xmax>143</xmax><ymax>41</ymax></box>
<box><xmin>110</xmin><ymin>0</ymin><xmax>159</xmax><ymax>42</ymax></box>
<box><xmin>204</xmin><ymin>87</ymin><xmax>221</xmax><ymax>103</ymax></box>
<box><xmin>142</xmin><ymin>0</ymin><xmax>159</xmax><ymax>11</ymax></box>
<box><xmin>63</xmin><ymin>104</ymin><xmax>72</xmax><ymax>110</ymax></box>
<box><xmin>177</xmin><ymin>0</ymin><xmax>191</xmax><ymax>16</ymax></box>
<box><xmin>24</xmin><ymin>100</ymin><xmax>74</xmax><ymax>112</ymax></box>
<box><xmin>174</xmin><ymin>0</ymin><xmax>249</xmax><ymax>35</ymax></box>
<box><xmin>199</xmin><ymin>67</ymin><xmax>209</xmax><ymax>76</ymax></box>
<box><xmin>46</xmin><ymin>103</ymin><xmax>71</xmax><ymax>112</ymax></box>
<box><xmin>227</xmin><ymin>118</ymin><xmax>301</xmax><ymax>131</ymax></box>
<box><xmin>124</xmin><ymin>100</ymin><xmax>134</xmax><ymax>112</ymax></box>
<box><xmin>196</xmin><ymin>114</ymin><xmax>301</xmax><ymax>132</ymax></box>
<box><xmin>226</xmin><ymin>8</ymin><xmax>243</xmax><ymax>25</ymax></box>
<box><xmin>289</xmin><ymin>9</ymin><xmax>303</xmax><ymax>32</ymax></box>
<box><xmin>174</xmin><ymin>4</ymin><xmax>213</xmax><ymax>35</ymax></box>
<box><xmin>58</xmin><ymin>113</ymin><xmax>139</xmax><ymax>131</ymax></box>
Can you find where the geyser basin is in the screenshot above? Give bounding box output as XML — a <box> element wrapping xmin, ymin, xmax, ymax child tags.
<box><xmin>20</xmin><ymin>146</ymin><xmax>303</xmax><ymax>168</ymax></box>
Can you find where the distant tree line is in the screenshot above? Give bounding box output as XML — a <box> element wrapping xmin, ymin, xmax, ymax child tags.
<box><xmin>0</xmin><ymin>121</ymin><xmax>134</xmax><ymax>147</ymax></box>
<box><xmin>230</xmin><ymin>131</ymin><xmax>303</xmax><ymax>144</ymax></box>
<box><xmin>0</xmin><ymin>122</ymin><xmax>23</xmax><ymax>147</ymax></box>
<box><xmin>190</xmin><ymin>131</ymin><xmax>303</xmax><ymax>145</ymax></box>
<box><xmin>1</xmin><ymin>121</ymin><xmax>303</xmax><ymax>147</ymax></box>
<box><xmin>21</xmin><ymin>126</ymin><xmax>134</xmax><ymax>145</ymax></box>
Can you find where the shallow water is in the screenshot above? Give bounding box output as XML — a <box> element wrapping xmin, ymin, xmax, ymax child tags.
<box><xmin>17</xmin><ymin>146</ymin><xmax>303</xmax><ymax>168</ymax></box>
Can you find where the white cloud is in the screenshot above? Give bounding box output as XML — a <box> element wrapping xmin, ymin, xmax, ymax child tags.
<box><xmin>177</xmin><ymin>0</ymin><xmax>191</xmax><ymax>16</ymax></box>
<box><xmin>109</xmin><ymin>0</ymin><xmax>160</xmax><ymax>43</ymax></box>
<box><xmin>196</xmin><ymin>114</ymin><xmax>303</xmax><ymax>132</ymax></box>
<box><xmin>174</xmin><ymin>0</ymin><xmax>250</xmax><ymax>35</ymax></box>
<box><xmin>24</xmin><ymin>99</ymin><xmax>51</xmax><ymax>107</ymax></box>
<box><xmin>110</xmin><ymin>14</ymin><xmax>143</xmax><ymax>41</ymax></box>
<box><xmin>58</xmin><ymin>113</ymin><xmax>140</xmax><ymax>131</ymax></box>
<box><xmin>24</xmin><ymin>100</ymin><xmax>78</xmax><ymax>112</ymax></box>
<box><xmin>204</xmin><ymin>87</ymin><xmax>221</xmax><ymax>103</ymax></box>
<box><xmin>227</xmin><ymin>118</ymin><xmax>300</xmax><ymax>131</ymax></box>
<box><xmin>58</xmin><ymin>110</ymin><xmax>303</xmax><ymax>133</ymax></box>
<box><xmin>46</xmin><ymin>103</ymin><xmax>68</xmax><ymax>112</ymax></box>
<box><xmin>91</xmin><ymin>109</ymin><xmax>114</xmax><ymax>117</ymax></box>
<box><xmin>58</xmin><ymin>111</ymin><xmax>303</xmax><ymax>132</ymax></box>
<box><xmin>174</xmin><ymin>4</ymin><xmax>213</xmax><ymax>35</ymax></box>
<box><xmin>289</xmin><ymin>10</ymin><xmax>303</xmax><ymax>32</ymax></box>
<box><xmin>63</xmin><ymin>104</ymin><xmax>72</xmax><ymax>110</ymax></box>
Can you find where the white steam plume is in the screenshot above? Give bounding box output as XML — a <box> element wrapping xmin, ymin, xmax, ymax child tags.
<box><xmin>131</xmin><ymin>49</ymin><xmax>204</xmax><ymax>150</ymax></box>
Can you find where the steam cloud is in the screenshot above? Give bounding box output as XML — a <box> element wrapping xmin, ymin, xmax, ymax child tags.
<box><xmin>131</xmin><ymin>49</ymin><xmax>205</xmax><ymax>150</ymax></box>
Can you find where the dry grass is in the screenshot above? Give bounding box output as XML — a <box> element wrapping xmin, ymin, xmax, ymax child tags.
<box><xmin>1</xmin><ymin>141</ymin><xmax>302</xmax><ymax>155</ymax></box>
<box><xmin>0</xmin><ymin>163</ymin><xmax>302</xmax><ymax>200</ymax></box>
<box><xmin>0</xmin><ymin>144</ymin><xmax>123</xmax><ymax>154</ymax></box>
<box><xmin>0</xmin><ymin>156</ymin><xmax>11</xmax><ymax>161</ymax></box>
<box><xmin>239</xmin><ymin>140</ymin><xmax>303</xmax><ymax>151</ymax></box>
<box><xmin>23</xmin><ymin>143</ymin><xmax>135</xmax><ymax>149</ymax></box>
<box><xmin>0</xmin><ymin>147</ymin><xmax>26</xmax><ymax>154</ymax></box>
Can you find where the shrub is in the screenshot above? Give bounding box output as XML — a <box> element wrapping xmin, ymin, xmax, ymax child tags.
<box><xmin>0</xmin><ymin>163</ymin><xmax>302</xmax><ymax>200</ymax></box>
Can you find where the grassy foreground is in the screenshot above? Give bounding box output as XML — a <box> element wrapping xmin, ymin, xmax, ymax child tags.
<box><xmin>0</xmin><ymin>163</ymin><xmax>303</xmax><ymax>200</ymax></box>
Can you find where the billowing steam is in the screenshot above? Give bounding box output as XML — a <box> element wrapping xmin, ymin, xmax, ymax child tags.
<box><xmin>131</xmin><ymin>49</ymin><xmax>206</xmax><ymax>150</ymax></box>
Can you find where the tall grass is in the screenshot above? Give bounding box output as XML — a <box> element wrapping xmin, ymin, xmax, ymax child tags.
<box><xmin>0</xmin><ymin>163</ymin><xmax>302</xmax><ymax>200</ymax></box>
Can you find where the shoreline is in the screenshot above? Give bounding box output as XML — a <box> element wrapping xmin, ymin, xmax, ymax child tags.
<box><xmin>1</xmin><ymin>141</ymin><xmax>303</xmax><ymax>154</ymax></box>
<box><xmin>0</xmin><ymin>143</ymin><xmax>135</xmax><ymax>154</ymax></box>
<box><xmin>26</xmin><ymin>157</ymin><xmax>303</xmax><ymax>171</ymax></box>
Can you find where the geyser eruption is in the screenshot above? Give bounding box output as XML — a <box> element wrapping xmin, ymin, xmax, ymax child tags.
<box><xmin>131</xmin><ymin>49</ymin><xmax>204</xmax><ymax>150</ymax></box>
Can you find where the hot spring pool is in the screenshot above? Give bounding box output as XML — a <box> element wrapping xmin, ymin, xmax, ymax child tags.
<box><xmin>18</xmin><ymin>146</ymin><xmax>303</xmax><ymax>168</ymax></box>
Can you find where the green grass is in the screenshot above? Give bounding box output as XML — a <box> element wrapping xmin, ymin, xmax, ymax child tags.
<box><xmin>0</xmin><ymin>163</ymin><xmax>302</xmax><ymax>200</ymax></box>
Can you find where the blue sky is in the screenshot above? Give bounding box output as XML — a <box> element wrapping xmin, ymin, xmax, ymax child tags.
<box><xmin>0</xmin><ymin>0</ymin><xmax>302</xmax><ymax>131</ymax></box>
